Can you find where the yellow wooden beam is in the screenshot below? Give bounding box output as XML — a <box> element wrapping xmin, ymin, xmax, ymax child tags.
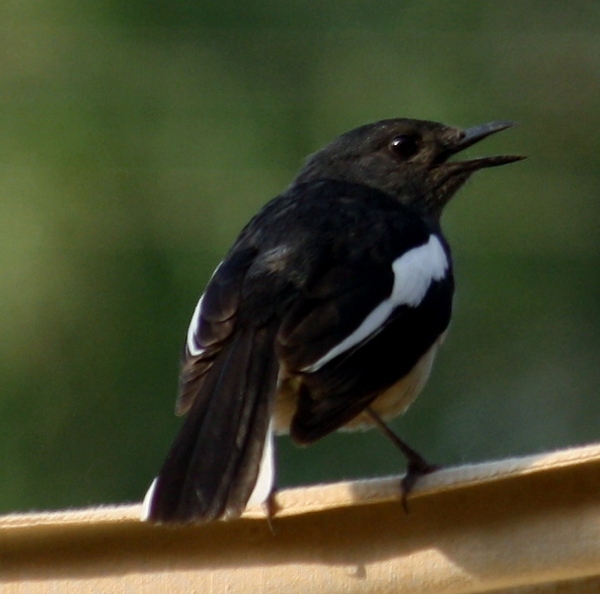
<box><xmin>2</xmin><ymin>444</ymin><xmax>600</xmax><ymax>593</ymax></box>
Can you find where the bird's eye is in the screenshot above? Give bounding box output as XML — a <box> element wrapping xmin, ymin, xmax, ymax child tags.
<box><xmin>389</xmin><ymin>135</ymin><xmax>419</xmax><ymax>160</ymax></box>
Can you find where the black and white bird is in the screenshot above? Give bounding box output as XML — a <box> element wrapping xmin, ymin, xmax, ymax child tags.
<box><xmin>142</xmin><ymin>118</ymin><xmax>523</xmax><ymax>524</ymax></box>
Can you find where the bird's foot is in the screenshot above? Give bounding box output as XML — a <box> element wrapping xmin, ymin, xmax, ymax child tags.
<box><xmin>400</xmin><ymin>456</ymin><xmax>440</xmax><ymax>513</ymax></box>
<box><xmin>365</xmin><ymin>406</ymin><xmax>440</xmax><ymax>512</ymax></box>
<box><xmin>262</xmin><ymin>488</ymin><xmax>280</xmax><ymax>534</ymax></box>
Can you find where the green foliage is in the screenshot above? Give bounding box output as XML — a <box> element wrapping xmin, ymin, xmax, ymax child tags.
<box><xmin>0</xmin><ymin>1</ymin><xmax>599</xmax><ymax>512</ymax></box>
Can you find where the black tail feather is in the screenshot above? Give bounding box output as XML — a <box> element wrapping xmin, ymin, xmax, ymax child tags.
<box><xmin>145</xmin><ymin>324</ymin><xmax>278</xmax><ymax>523</ymax></box>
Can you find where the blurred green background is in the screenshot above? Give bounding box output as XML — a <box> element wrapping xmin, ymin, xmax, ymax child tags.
<box><xmin>1</xmin><ymin>1</ymin><xmax>599</xmax><ymax>513</ymax></box>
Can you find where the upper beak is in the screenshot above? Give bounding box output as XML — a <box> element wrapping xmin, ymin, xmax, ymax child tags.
<box><xmin>444</xmin><ymin>120</ymin><xmax>526</xmax><ymax>169</ymax></box>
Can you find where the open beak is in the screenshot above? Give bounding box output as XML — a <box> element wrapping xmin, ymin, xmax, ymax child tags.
<box><xmin>444</xmin><ymin>120</ymin><xmax>526</xmax><ymax>170</ymax></box>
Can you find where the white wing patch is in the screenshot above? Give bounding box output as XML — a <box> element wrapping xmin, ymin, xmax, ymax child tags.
<box><xmin>186</xmin><ymin>294</ymin><xmax>205</xmax><ymax>356</ymax></box>
<box><xmin>302</xmin><ymin>234</ymin><xmax>449</xmax><ymax>373</ymax></box>
<box><xmin>247</xmin><ymin>420</ymin><xmax>275</xmax><ymax>508</ymax></box>
<box><xmin>391</xmin><ymin>233</ymin><xmax>448</xmax><ymax>307</ymax></box>
<box><xmin>185</xmin><ymin>262</ymin><xmax>224</xmax><ymax>357</ymax></box>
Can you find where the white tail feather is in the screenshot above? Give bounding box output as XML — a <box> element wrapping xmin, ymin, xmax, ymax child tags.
<box><xmin>247</xmin><ymin>421</ymin><xmax>275</xmax><ymax>508</ymax></box>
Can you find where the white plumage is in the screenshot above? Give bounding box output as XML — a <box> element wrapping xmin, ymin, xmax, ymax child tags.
<box><xmin>246</xmin><ymin>420</ymin><xmax>275</xmax><ymax>509</ymax></box>
<box><xmin>186</xmin><ymin>294</ymin><xmax>205</xmax><ymax>356</ymax></box>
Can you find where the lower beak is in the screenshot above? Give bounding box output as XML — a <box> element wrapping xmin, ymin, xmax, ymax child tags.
<box><xmin>447</xmin><ymin>120</ymin><xmax>526</xmax><ymax>169</ymax></box>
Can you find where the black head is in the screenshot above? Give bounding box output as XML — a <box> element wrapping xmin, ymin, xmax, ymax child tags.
<box><xmin>295</xmin><ymin>118</ymin><xmax>524</xmax><ymax>218</ymax></box>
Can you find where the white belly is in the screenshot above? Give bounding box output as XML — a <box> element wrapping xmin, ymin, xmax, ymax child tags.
<box><xmin>273</xmin><ymin>335</ymin><xmax>444</xmax><ymax>434</ymax></box>
<box><xmin>340</xmin><ymin>340</ymin><xmax>440</xmax><ymax>431</ymax></box>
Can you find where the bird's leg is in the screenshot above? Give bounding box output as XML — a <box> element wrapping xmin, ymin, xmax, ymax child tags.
<box><xmin>262</xmin><ymin>485</ymin><xmax>281</xmax><ymax>535</ymax></box>
<box><xmin>365</xmin><ymin>406</ymin><xmax>439</xmax><ymax>512</ymax></box>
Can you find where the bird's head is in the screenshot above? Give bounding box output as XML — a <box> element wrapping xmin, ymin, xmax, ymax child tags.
<box><xmin>295</xmin><ymin>118</ymin><xmax>525</xmax><ymax>219</ymax></box>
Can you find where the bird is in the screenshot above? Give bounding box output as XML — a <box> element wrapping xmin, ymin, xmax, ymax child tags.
<box><xmin>142</xmin><ymin>118</ymin><xmax>523</xmax><ymax>524</ymax></box>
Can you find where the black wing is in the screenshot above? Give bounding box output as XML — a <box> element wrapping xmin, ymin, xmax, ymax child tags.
<box><xmin>282</xmin><ymin>271</ymin><xmax>454</xmax><ymax>443</ymax></box>
<box><xmin>176</xmin><ymin>247</ymin><xmax>258</xmax><ymax>417</ymax></box>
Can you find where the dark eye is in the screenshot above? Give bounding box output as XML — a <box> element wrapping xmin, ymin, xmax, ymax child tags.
<box><xmin>389</xmin><ymin>135</ymin><xmax>419</xmax><ymax>160</ymax></box>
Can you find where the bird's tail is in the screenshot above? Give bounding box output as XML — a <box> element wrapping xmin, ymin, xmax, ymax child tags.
<box><xmin>142</xmin><ymin>324</ymin><xmax>279</xmax><ymax>523</ymax></box>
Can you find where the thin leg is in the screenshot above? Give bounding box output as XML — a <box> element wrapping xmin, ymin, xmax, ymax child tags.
<box><xmin>262</xmin><ymin>486</ymin><xmax>280</xmax><ymax>534</ymax></box>
<box><xmin>262</xmin><ymin>428</ymin><xmax>281</xmax><ymax>536</ymax></box>
<box><xmin>366</xmin><ymin>406</ymin><xmax>439</xmax><ymax>512</ymax></box>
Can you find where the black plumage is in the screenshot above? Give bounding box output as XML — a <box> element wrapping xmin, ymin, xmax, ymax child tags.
<box><xmin>143</xmin><ymin>118</ymin><xmax>523</xmax><ymax>523</ymax></box>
